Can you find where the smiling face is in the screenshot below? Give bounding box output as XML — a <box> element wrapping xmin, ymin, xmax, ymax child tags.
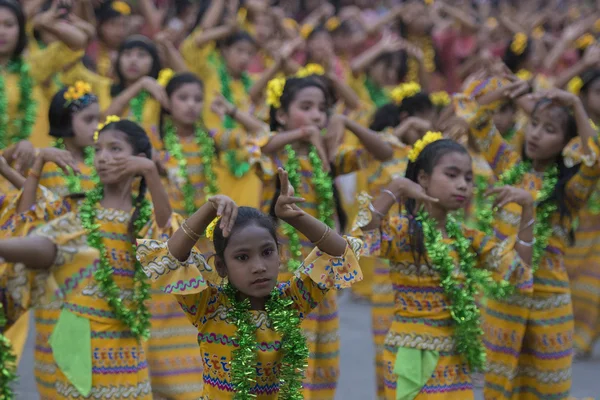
<box><xmin>72</xmin><ymin>102</ymin><xmax>101</xmax><ymax>148</ymax></box>
<box><xmin>0</xmin><ymin>7</ymin><xmax>19</xmax><ymax>57</ymax></box>
<box><xmin>216</xmin><ymin>223</ymin><xmax>280</xmax><ymax>299</ymax></box>
<box><xmin>94</xmin><ymin>129</ymin><xmax>135</xmax><ymax>185</ymax></box>
<box><xmin>525</xmin><ymin>103</ymin><xmax>570</xmax><ymax>163</ymax></box>
<box><xmin>169</xmin><ymin>82</ymin><xmax>203</xmax><ymax>126</ymax></box>
<box><xmin>418</xmin><ymin>151</ymin><xmax>473</xmax><ymax>212</ymax></box>
<box><xmin>277</xmin><ymin>86</ymin><xmax>328</xmax><ymax>130</ymax></box>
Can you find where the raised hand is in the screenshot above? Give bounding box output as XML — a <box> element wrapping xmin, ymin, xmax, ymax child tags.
<box><xmin>301</xmin><ymin>126</ymin><xmax>331</xmax><ymax>173</ymax></box>
<box><xmin>485</xmin><ymin>186</ymin><xmax>534</xmax><ymax>209</ymax></box>
<box><xmin>12</xmin><ymin>141</ymin><xmax>36</xmax><ymax>174</ymax></box>
<box><xmin>40</xmin><ymin>147</ymin><xmax>80</xmax><ymax>175</ymax></box>
<box><xmin>530</xmin><ymin>88</ymin><xmax>580</xmax><ymax>108</ymax></box>
<box><xmin>207</xmin><ymin>195</ymin><xmax>238</xmax><ymax>237</ymax></box>
<box><xmin>141</xmin><ymin>77</ymin><xmax>170</xmax><ymax>110</ymax></box>
<box><xmin>387</xmin><ymin>177</ymin><xmax>439</xmax><ymax>205</ymax></box>
<box><xmin>210</xmin><ymin>93</ymin><xmax>235</xmax><ymax>118</ymax></box>
<box><xmin>104</xmin><ymin>155</ymin><xmax>156</xmax><ymax>181</ymax></box>
<box><xmin>274</xmin><ymin>168</ymin><xmax>306</xmax><ymax>221</ymax></box>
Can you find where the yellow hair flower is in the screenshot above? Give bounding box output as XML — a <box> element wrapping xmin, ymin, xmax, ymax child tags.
<box><xmin>94</xmin><ymin>115</ymin><xmax>121</xmax><ymax>142</ymax></box>
<box><xmin>510</xmin><ymin>32</ymin><xmax>528</xmax><ymax>55</ymax></box>
<box><xmin>568</xmin><ymin>76</ymin><xmax>584</xmax><ymax>95</ymax></box>
<box><xmin>390</xmin><ymin>82</ymin><xmax>422</xmax><ymax>105</ymax></box>
<box><xmin>532</xmin><ymin>26</ymin><xmax>545</xmax><ymax>40</ymax></box>
<box><xmin>296</xmin><ymin>63</ymin><xmax>325</xmax><ymax>78</ymax></box>
<box><xmin>575</xmin><ymin>34</ymin><xmax>595</xmax><ymax>50</ymax></box>
<box><xmin>283</xmin><ymin>18</ymin><xmax>298</xmax><ymax>31</ymax></box>
<box><xmin>424</xmin><ymin>0</ymin><xmax>434</xmax><ymax>5</ymax></box>
<box><xmin>408</xmin><ymin>131</ymin><xmax>444</xmax><ymax>162</ymax></box>
<box><xmin>157</xmin><ymin>68</ymin><xmax>175</xmax><ymax>87</ymax></box>
<box><xmin>300</xmin><ymin>24</ymin><xmax>314</xmax><ymax>39</ymax></box>
<box><xmin>237</xmin><ymin>7</ymin><xmax>248</xmax><ymax>24</ymax></box>
<box><xmin>64</xmin><ymin>81</ymin><xmax>93</xmax><ymax>102</ymax></box>
<box><xmin>111</xmin><ymin>1</ymin><xmax>131</xmax><ymax>16</ymax></box>
<box><xmin>205</xmin><ymin>216</ymin><xmax>221</xmax><ymax>241</ymax></box>
<box><xmin>516</xmin><ymin>69</ymin><xmax>533</xmax><ymax>82</ymax></box>
<box><xmin>325</xmin><ymin>17</ymin><xmax>341</xmax><ymax>32</ymax></box>
<box><xmin>486</xmin><ymin>17</ymin><xmax>498</xmax><ymax>29</ymax></box>
<box><xmin>266</xmin><ymin>76</ymin><xmax>286</xmax><ymax>108</ymax></box>
<box><xmin>430</xmin><ymin>91</ymin><xmax>451</xmax><ymax>107</ymax></box>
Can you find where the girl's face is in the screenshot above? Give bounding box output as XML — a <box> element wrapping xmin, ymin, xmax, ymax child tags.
<box><xmin>418</xmin><ymin>151</ymin><xmax>473</xmax><ymax>211</ymax></box>
<box><xmin>254</xmin><ymin>13</ymin><xmax>275</xmax><ymax>45</ymax></box>
<box><xmin>277</xmin><ymin>86</ymin><xmax>328</xmax><ymax>130</ymax></box>
<box><xmin>369</xmin><ymin>58</ymin><xmax>399</xmax><ymax>87</ymax></box>
<box><xmin>100</xmin><ymin>16</ymin><xmax>128</xmax><ymax>49</ymax></box>
<box><xmin>0</xmin><ymin>7</ymin><xmax>19</xmax><ymax>57</ymax></box>
<box><xmin>119</xmin><ymin>46</ymin><xmax>153</xmax><ymax>83</ymax></box>
<box><xmin>493</xmin><ymin>104</ymin><xmax>517</xmax><ymax>135</ymax></box>
<box><xmin>94</xmin><ymin>129</ymin><xmax>135</xmax><ymax>185</ymax></box>
<box><xmin>71</xmin><ymin>102</ymin><xmax>101</xmax><ymax>148</ymax></box>
<box><xmin>222</xmin><ymin>39</ymin><xmax>256</xmax><ymax>76</ymax></box>
<box><xmin>169</xmin><ymin>82</ymin><xmax>203</xmax><ymax>126</ymax></box>
<box><xmin>217</xmin><ymin>223</ymin><xmax>280</xmax><ymax>299</ymax></box>
<box><xmin>525</xmin><ymin>105</ymin><xmax>569</xmax><ymax>163</ymax></box>
<box><xmin>582</xmin><ymin>79</ymin><xmax>600</xmax><ymax>118</ymax></box>
<box><xmin>307</xmin><ymin>31</ymin><xmax>334</xmax><ymax>65</ymax></box>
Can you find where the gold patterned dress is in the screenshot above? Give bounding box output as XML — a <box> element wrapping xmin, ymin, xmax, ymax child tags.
<box><xmin>135</xmin><ymin>236</ymin><xmax>363</xmax><ymax>399</ymax></box>
<box><xmin>463</xmin><ymin>100</ymin><xmax>600</xmax><ymax>400</ymax></box>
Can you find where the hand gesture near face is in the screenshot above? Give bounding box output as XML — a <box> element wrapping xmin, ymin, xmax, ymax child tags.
<box><xmin>207</xmin><ymin>195</ymin><xmax>238</xmax><ymax>237</ymax></box>
<box><xmin>274</xmin><ymin>168</ymin><xmax>306</xmax><ymax>221</ymax></box>
<box><xmin>485</xmin><ymin>185</ymin><xmax>534</xmax><ymax>209</ymax></box>
<box><xmin>40</xmin><ymin>148</ymin><xmax>80</xmax><ymax>176</ymax></box>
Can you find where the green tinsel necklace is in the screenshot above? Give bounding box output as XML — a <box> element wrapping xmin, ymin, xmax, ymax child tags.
<box><xmin>53</xmin><ymin>139</ymin><xmax>95</xmax><ymax>194</ymax></box>
<box><xmin>0</xmin><ymin>304</ymin><xmax>17</xmax><ymax>399</ymax></box>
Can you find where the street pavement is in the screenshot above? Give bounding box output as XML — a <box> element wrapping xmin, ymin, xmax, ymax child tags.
<box><xmin>14</xmin><ymin>292</ymin><xmax>600</xmax><ymax>399</ymax></box>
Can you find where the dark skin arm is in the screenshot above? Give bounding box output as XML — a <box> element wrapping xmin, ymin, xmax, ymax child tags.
<box><xmin>0</xmin><ymin>236</ymin><xmax>56</xmax><ymax>270</ymax></box>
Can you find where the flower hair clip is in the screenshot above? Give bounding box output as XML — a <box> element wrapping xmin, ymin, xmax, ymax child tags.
<box><xmin>430</xmin><ymin>91</ymin><xmax>451</xmax><ymax>107</ymax></box>
<box><xmin>64</xmin><ymin>81</ymin><xmax>97</xmax><ymax>111</ymax></box>
<box><xmin>266</xmin><ymin>76</ymin><xmax>286</xmax><ymax>109</ymax></box>
<box><xmin>296</xmin><ymin>63</ymin><xmax>325</xmax><ymax>78</ymax></box>
<box><xmin>408</xmin><ymin>131</ymin><xmax>444</xmax><ymax>162</ymax></box>
<box><xmin>205</xmin><ymin>216</ymin><xmax>221</xmax><ymax>241</ymax></box>
<box><xmin>325</xmin><ymin>17</ymin><xmax>340</xmax><ymax>32</ymax></box>
<box><xmin>94</xmin><ymin>115</ymin><xmax>121</xmax><ymax>142</ymax></box>
<box><xmin>390</xmin><ymin>82</ymin><xmax>422</xmax><ymax>105</ymax></box>
<box><xmin>111</xmin><ymin>1</ymin><xmax>131</xmax><ymax>15</ymax></box>
<box><xmin>575</xmin><ymin>34</ymin><xmax>595</xmax><ymax>50</ymax></box>
<box><xmin>157</xmin><ymin>68</ymin><xmax>175</xmax><ymax>87</ymax></box>
<box><xmin>510</xmin><ymin>33</ymin><xmax>528</xmax><ymax>55</ymax></box>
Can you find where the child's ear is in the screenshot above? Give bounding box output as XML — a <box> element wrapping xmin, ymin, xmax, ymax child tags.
<box><xmin>417</xmin><ymin>169</ymin><xmax>430</xmax><ymax>190</ymax></box>
<box><xmin>275</xmin><ymin>108</ymin><xmax>288</xmax><ymax>127</ymax></box>
<box><xmin>215</xmin><ymin>256</ymin><xmax>227</xmax><ymax>278</ymax></box>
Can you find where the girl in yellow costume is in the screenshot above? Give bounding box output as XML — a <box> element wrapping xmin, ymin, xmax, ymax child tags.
<box><xmin>180</xmin><ymin>24</ymin><xmax>263</xmax><ymax>207</ymax></box>
<box><xmin>462</xmin><ymin>84</ymin><xmax>600</xmax><ymax>399</ymax></box>
<box><xmin>0</xmin><ymin>0</ymin><xmax>88</xmax><ymax>188</ymax></box>
<box><xmin>353</xmin><ymin>133</ymin><xmax>534</xmax><ymax>400</ymax></box>
<box><xmin>136</xmin><ymin>169</ymin><xmax>363</xmax><ymax>399</ymax></box>
<box><xmin>0</xmin><ymin>118</ymin><xmax>175</xmax><ymax>399</ymax></box>
<box><xmin>259</xmin><ymin>74</ymin><xmax>391</xmax><ymax>399</ymax></box>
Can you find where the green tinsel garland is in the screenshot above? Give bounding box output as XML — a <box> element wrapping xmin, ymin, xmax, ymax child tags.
<box><xmin>476</xmin><ymin>161</ymin><xmax>558</xmax><ymax>275</ymax></box>
<box><xmin>364</xmin><ymin>76</ymin><xmax>389</xmax><ymax>108</ymax></box>
<box><xmin>130</xmin><ymin>91</ymin><xmax>149</xmax><ymax>124</ymax></box>
<box><xmin>163</xmin><ymin>121</ymin><xmax>219</xmax><ymax>216</ymax></box>
<box><xmin>0</xmin><ymin>59</ymin><xmax>37</xmax><ymax>149</ymax></box>
<box><xmin>215</xmin><ymin>54</ymin><xmax>252</xmax><ymax>130</ymax></box>
<box><xmin>53</xmin><ymin>139</ymin><xmax>95</xmax><ymax>194</ymax></box>
<box><xmin>417</xmin><ymin>210</ymin><xmax>486</xmax><ymax>372</ymax></box>
<box><xmin>0</xmin><ymin>303</ymin><xmax>17</xmax><ymax>400</ymax></box>
<box><xmin>282</xmin><ymin>144</ymin><xmax>335</xmax><ymax>271</ymax></box>
<box><xmin>223</xmin><ymin>282</ymin><xmax>308</xmax><ymax>400</ymax></box>
<box><xmin>80</xmin><ymin>174</ymin><xmax>153</xmax><ymax>339</ymax></box>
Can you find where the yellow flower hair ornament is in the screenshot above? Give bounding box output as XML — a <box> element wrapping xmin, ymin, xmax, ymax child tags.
<box><xmin>300</xmin><ymin>24</ymin><xmax>314</xmax><ymax>39</ymax></box>
<box><xmin>296</xmin><ymin>63</ymin><xmax>325</xmax><ymax>78</ymax></box>
<box><xmin>111</xmin><ymin>1</ymin><xmax>131</xmax><ymax>16</ymax></box>
<box><xmin>157</xmin><ymin>68</ymin><xmax>175</xmax><ymax>87</ymax></box>
<box><xmin>325</xmin><ymin>17</ymin><xmax>341</xmax><ymax>32</ymax></box>
<box><xmin>266</xmin><ymin>76</ymin><xmax>286</xmax><ymax>109</ymax></box>
<box><xmin>205</xmin><ymin>216</ymin><xmax>221</xmax><ymax>241</ymax></box>
<box><xmin>94</xmin><ymin>115</ymin><xmax>121</xmax><ymax>142</ymax></box>
<box><xmin>510</xmin><ymin>33</ymin><xmax>528</xmax><ymax>55</ymax></box>
<box><xmin>430</xmin><ymin>91</ymin><xmax>451</xmax><ymax>107</ymax></box>
<box><xmin>486</xmin><ymin>17</ymin><xmax>498</xmax><ymax>29</ymax></box>
<box><xmin>408</xmin><ymin>131</ymin><xmax>444</xmax><ymax>162</ymax></box>
<box><xmin>64</xmin><ymin>81</ymin><xmax>93</xmax><ymax>103</ymax></box>
<box><xmin>516</xmin><ymin>69</ymin><xmax>533</xmax><ymax>82</ymax></box>
<box><xmin>532</xmin><ymin>26</ymin><xmax>545</xmax><ymax>40</ymax></box>
<box><xmin>568</xmin><ymin>76</ymin><xmax>584</xmax><ymax>95</ymax></box>
<box><xmin>575</xmin><ymin>34</ymin><xmax>596</xmax><ymax>50</ymax></box>
<box><xmin>390</xmin><ymin>82</ymin><xmax>422</xmax><ymax>105</ymax></box>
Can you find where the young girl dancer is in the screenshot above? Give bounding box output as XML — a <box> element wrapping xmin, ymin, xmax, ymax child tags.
<box><xmin>463</xmin><ymin>83</ymin><xmax>600</xmax><ymax>399</ymax></box>
<box><xmin>136</xmin><ymin>168</ymin><xmax>363</xmax><ymax>399</ymax></box>
<box><xmin>0</xmin><ymin>117</ymin><xmax>174</xmax><ymax>399</ymax></box>
<box><xmin>352</xmin><ymin>132</ymin><xmax>534</xmax><ymax>399</ymax></box>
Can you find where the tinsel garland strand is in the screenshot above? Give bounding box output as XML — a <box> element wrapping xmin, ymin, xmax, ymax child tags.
<box><xmin>216</xmin><ymin>56</ymin><xmax>252</xmax><ymax>130</ymax></box>
<box><xmin>363</xmin><ymin>76</ymin><xmax>389</xmax><ymax>108</ymax></box>
<box><xmin>130</xmin><ymin>91</ymin><xmax>149</xmax><ymax>124</ymax></box>
<box><xmin>53</xmin><ymin>139</ymin><xmax>95</xmax><ymax>194</ymax></box>
<box><xmin>0</xmin><ymin>303</ymin><xmax>17</xmax><ymax>400</ymax></box>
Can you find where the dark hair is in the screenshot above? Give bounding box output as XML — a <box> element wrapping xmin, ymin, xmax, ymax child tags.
<box><xmin>48</xmin><ymin>87</ymin><xmax>98</xmax><ymax>138</ymax></box>
<box><xmin>0</xmin><ymin>0</ymin><xmax>27</xmax><ymax>60</ymax></box>
<box><xmin>97</xmin><ymin>120</ymin><xmax>153</xmax><ymax>235</ymax></box>
<box><xmin>580</xmin><ymin>68</ymin><xmax>600</xmax><ymax>96</ymax></box>
<box><xmin>370</xmin><ymin>92</ymin><xmax>433</xmax><ymax>131</ymax></box>
<box><xmin>159</xmin><ymin>72</ymin><xmax>204</xmax><ymax>139</ymax></box>
<box><xmin>217</xmin><ymin>30</ymin><xmax>256</xmax><ymax>51</ymax></box>
<box><xmin>32</xmin><ymin>0</ymin><xmax>52</xmax><ymax>45</ymax></box>
<box><xmin>367</xmin><ymin>51</ymin><xmax>408</xmax><ymax>85</ymax></box>
<box><xmin>96</xmin><ymin>0</ymin><xmax>130</xmax><ymax>25</ymax></box>
<box><xmin>110</xmin><ymin>36</ymin><xmax>161</xmax><ymax>97</ymax></box>
<box><xmin>404</xmin><ymin>139</ymin><xmax>470</xmax><ymax>266</ymax></box>
<box><xmin>213</xmin><ymin>206</ymin><xmax>278</xmax><ymax>259</ymax></box>
<box><xmin>502</xmin><ymin>37</ymin><xmax>532</xmax><ymax>73</ymax></box>
<box><xmin>523</xmin><ymin>99</ymin><xmax>580</xmax><ymax>240</ymax></box>
<box><xmin>498</xmin><ymin>99</ymin><xmax>517</xmax><ymax>114</ymax></box>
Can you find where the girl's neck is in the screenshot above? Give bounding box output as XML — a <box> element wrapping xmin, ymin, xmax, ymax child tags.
<box><xmin>532</xmin><ymin>158</ymin><xmax>554</xmax><ymax>172</ymax></box>
<box><xmin>0</xmin><ymin>55</ymin><xmax>11</xmax><ymax>68</ymax></box>
<box><xmin>100</xmin><ymin>179</ymin><xmax>134</xmax><ymax>211</ymax></box>
<box><xmin>173</xmin><ymin>120</ymin><xmax>195</xmax><ymax>138</ymax></box>
<box><xmin>62</xmin><ymin>138</ymin><xmax>86</xmax><ymax>162</ymax></box>
<box><xmin>226</xmin><ymin>63</ymin><xmax>242</xmax><ymax>80</ymax></box>
<box><xmin>427</xmin><ymin>204</ymin><xmax>448</xmax><ymax>234</ymax></box>
<box><xmin>291</xmin><ymin>141</ymin><xmax>310</xmax><ymax>156</ymax></box>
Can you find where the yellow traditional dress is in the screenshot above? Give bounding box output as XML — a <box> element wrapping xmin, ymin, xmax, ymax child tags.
<box><xmin>135</xmin><ymin>236</ymin><xmax>363</xmax><ymax>399</ymax></box>
<box><xmin>464</xmin><ymin>101</ymin><xmax>600</xmax><ymax>400</ymax></box>
<box><xmin>29</xmin><ymin>207</ymin><xmax>180</xmax><ymax>399</ymax></box>
<box><xmin>351</xmin><ymin>193</ymin><xmax>531</xmax><ymax>400</ymax></box>
<box><xmin>180</xmin><ymin>31</ymin><xmax>263</xmax><ymax>208</ymax></box>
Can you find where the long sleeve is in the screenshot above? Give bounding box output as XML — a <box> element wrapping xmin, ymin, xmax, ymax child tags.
<box><xmin>564</xmin><ymin>136</ymin><xmax>600</xmax><ymax>214</ymax></box>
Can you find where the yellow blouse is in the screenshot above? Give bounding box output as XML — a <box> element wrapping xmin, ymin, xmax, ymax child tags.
<box><xmin>136</xmin><ymin>236</ymin><xmax>363</xmax><ymax>399</ymax></box>
<box><xmin>39</xmin><ymin>161</ymin><xmax>95</xmax><ymax>197</ymax></box>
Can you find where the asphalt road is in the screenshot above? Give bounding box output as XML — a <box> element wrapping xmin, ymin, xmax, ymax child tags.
<box><xmin>14</xmin><ymin>292</ymin><xmax>600</xmax><ymax>399</ymax></box>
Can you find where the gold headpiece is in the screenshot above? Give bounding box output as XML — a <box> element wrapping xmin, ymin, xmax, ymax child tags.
<box><xmin>266</xmin><ymin>76</ymin><xmax>286</xmax><ymax>109</ymax></box>
<box><xmin>157</xmin><ymin>68</ymin><xmax>175</xmax><ymax>87</ymax></box>
<box><xmin>111</xmin><ymin>1</ymin><xmax>131</xmax><ymax>16</ymax></box>
<box><xmin>94</xmin><ymin>115</ymin><xmax>121</xmax><ymax>142</ymax></box>
<box><xmin>510</xmin><ymin>33</ymin><xmax>527</xmax><ymax>55</ymax></box>
<box><xmin>430</xmin><ymin>91</ymin><xmax>450</xmax><ymax>107</ymax></box>
<box><xmin>205</xmin><ymin>216</ymin><xmax>221</xmax><ymax>241</ymax></box>
<box><xmin>390</xmin><ymin>82</ymin><xmax>422</xmax><ymax>105</ymax></box>
<box><xmin>408</xmin><ymin>131</ymin><xmax>444</xmax><ymax>162</ymax></box>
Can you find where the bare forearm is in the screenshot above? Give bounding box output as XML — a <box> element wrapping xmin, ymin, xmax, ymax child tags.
<box><xmin>144</xmin><ymin>169</ymin><xmax>172</xmax><ymax>229</ymax></box>
<box><xmin>351</xmin><ymin>44</ymin><xmax>385</xmax><ymax>76</ymax></box>
<box><xmin>194</xmin><ymin>25</ymin><xmax>234</xmax><ymax>48</ymax></box>
<box><xmin>329</xmin><ymin>75</ymin><xmax>360</xmax><ymax>110</ymax></box>
<box><xmin>514</xmin><ymin>203</ymin><xmax>534</xmax><ymax>264</ymax></box>
<box><xmin>0</xmin><ymin>236</ymin><xmax>56</xmax><ymax>270</ymax></box>
<box><xmin>230</xmin><ymin>110</ymin><xmax>267</xmax><ymax>135</ymax></box>
<box><xmin>0</xmin><ymin>164</ymin><xmax>25</xmax><ymax>189</ymax></box>
<box><xmin>574</xmin><ymin>100</ymin><xmax>596</xmax><ymax>155</ymax></box>
<box><xmin>283</xmin><ymin>213</ymin><xmax>346</xmax><ymax>256</ymax></box>
<box><xmin>17</xmin><ymin>157</ymin><xmax>44</xmax><ymax>214</ymax></box>
<box><xmin>361</xmin><ymin>190</ymin><xmax>398</xmax><ymax>231</ymax></box>
<box><xmin>104</xmin><ymin>80</ymin><xmax>145</xmax><ymax>118</ymax></box>
<box><xmin>261</xmin><ymin>130</ymin><xmax>305</xmax><ymax>154</ymax></box>
<box><xmin>249</xmin><ymin>58</ymin><xmax>284</xmax><ymax>105</ymax></box>
<box><xmin>200</xmin><ymin>0</ymin><xmax>226</xmax><ymax>30</ymax></box>
<box><xmin>168</xmin><ymin>202</ymin><xmax>217</xmax><ymax>261</ymax></box>
<box><xmin>343</xmin><ymin>118</ymin><xmax>393</xmax><ymax>161</ymax></box>
<box><xmin>42</xmin><ymin>21</ymin><xmax>89</xmax><ymax>50</ymax></box>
